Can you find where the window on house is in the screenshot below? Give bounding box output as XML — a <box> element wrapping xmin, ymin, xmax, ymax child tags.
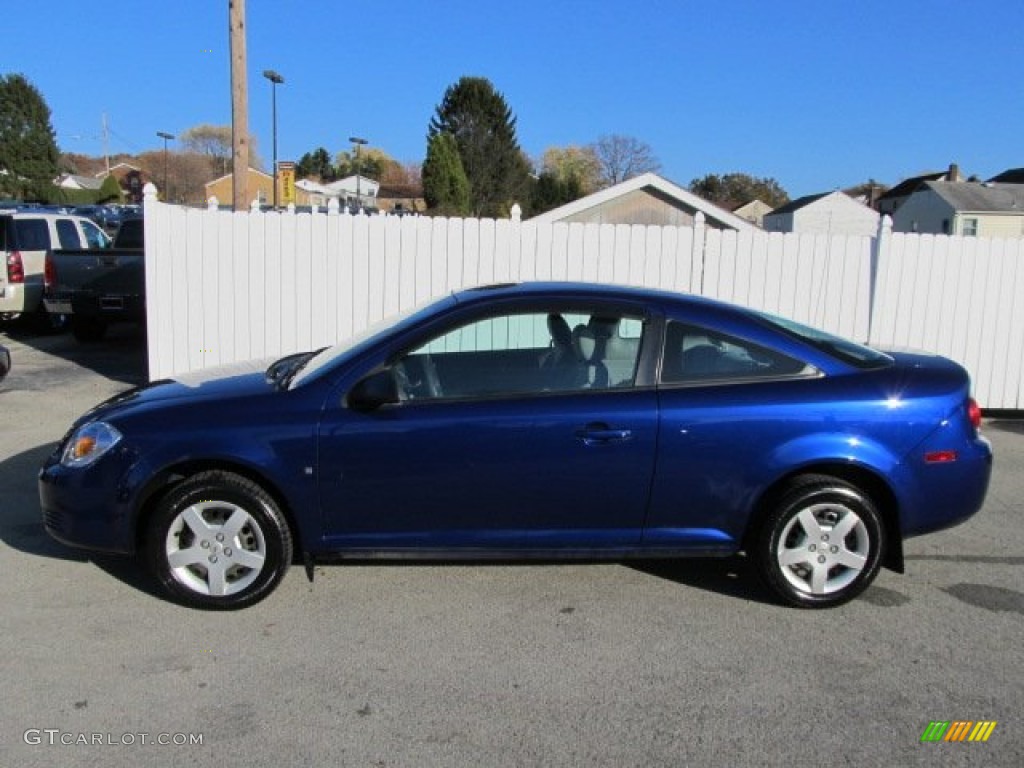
<box><xmin>962</xmin><ymin>218</ymin><xmax>978</xmax><ymax>237</ymax></box>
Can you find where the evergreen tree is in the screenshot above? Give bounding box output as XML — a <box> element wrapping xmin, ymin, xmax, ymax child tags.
<box><xmin>422</xmin><ymin>132</ymin><xmax>469</xmax><ymax>215</ymax></box>
<box><xmin>97</xmin><ymin>173</ymin><xmax>123</xmax><ymax>204</ymax></box>
<box><xmin>529</xmin><ymin>170</ymin><xmax>583</xmax><ymax>216</ymax></box>
<box><xmin>0</xmin><ymin>74</ymin><xmax>59</xmax><ymax>200</ymax></box>
<box><xmin>428</xmin><ymin>77</ymin><xmax>531</xmax><ymax>217</ymax></box>
<box><xmin>296</xmin><ymin>147</ymin><xmax>335</xmax><ymax>181</ymax></box>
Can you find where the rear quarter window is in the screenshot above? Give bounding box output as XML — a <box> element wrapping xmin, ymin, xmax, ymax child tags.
<box><xmin>14</xmin><ymin>219</ymin><xmax>50</xmax><ymax>250</ymax></box>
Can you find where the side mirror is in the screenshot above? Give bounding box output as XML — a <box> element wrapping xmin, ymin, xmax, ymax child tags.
<box><xmin>348</xmin><ymin>369</ymin><xmax>399</xmax><ymax>412</ymax></box>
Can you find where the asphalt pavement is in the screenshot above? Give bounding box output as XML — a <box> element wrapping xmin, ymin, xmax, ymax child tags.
<box><xmin>1</xmin><ymin>322</ymin><xmax>1021</xmax><ymax>768</ymax></box>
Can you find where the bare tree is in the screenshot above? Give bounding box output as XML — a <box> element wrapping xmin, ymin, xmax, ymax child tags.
<box><xmin>589</xmin><ymin>134</ymin><xmax>661</xmax><ymax>187</ymax></box>
<box><xmin>179</xmin><ymin>124</ymin><xmax>262</xmax><ymax>176</ymax></box>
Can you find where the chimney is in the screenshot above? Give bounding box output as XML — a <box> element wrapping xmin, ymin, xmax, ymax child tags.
<box><xmin>948</xmin><ymin>163</ymin><xmax>961</xmax><ymax>182</ymax></box>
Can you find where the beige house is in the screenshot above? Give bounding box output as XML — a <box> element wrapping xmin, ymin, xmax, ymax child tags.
<box><xmin>732</xmin><ymin>199</ymin><xmax>773</xmax><ymax>228</ymax></box>
<box><xmin>528</xmin><ymin>173</ymin><xmax>756</xmax><ymax>231</ymax></box>
<box><xmin>892</xmin><ymin>181</ymin><xmax>1024</xmax><ymax>237</ymax></box>
<box><xmin>204</xmin><ymin>168</ymin><xmax>315</xmax><ymax>209</ymax></box>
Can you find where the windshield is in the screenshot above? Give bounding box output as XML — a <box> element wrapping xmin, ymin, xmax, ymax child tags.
<box><xmin>754</xmin><ymin>311</ymin><xmax>892</xmax><ymax>370</ymax></box>
<box><xmin>288</xmin><ymin>295</ymin><xmax>455</xmax><ymax>388</ymax></box>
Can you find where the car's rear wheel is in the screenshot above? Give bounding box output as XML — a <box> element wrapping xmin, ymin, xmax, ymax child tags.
<box><xmin>754</xmin><ymin>475</ymin><xmax>885</xmax><ymax>608</ymax></box>
<box><xmin>145</xmin><ymin>471</ymin><xmax>292</xmax><ymax>609</ymax></box>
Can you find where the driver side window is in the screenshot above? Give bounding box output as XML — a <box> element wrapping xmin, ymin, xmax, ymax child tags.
<box><xmin>394</xmin><ymin>309</ymin><xmax>645</xmax><ymax>401</ymax></box>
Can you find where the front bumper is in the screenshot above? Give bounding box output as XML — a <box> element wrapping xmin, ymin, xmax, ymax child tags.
<box><xmin>38</xmin><ymin>444</ymin><xmax>142</xmax><ymax>555</ymax></box>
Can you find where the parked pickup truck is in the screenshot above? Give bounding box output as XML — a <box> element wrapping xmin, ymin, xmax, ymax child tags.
<box><xmin>44</xmin><ymin>217</ymin><xmax>144</xmax><ymax>342</ymax></box>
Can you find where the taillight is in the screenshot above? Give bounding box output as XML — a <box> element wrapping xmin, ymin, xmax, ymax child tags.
<box><xmin>44</xmin><ymin>252</ymin><xmax>56</xmax><ymax>290</ymax></box>
<box><xmin>6</xmin><ymin>250</ymin><xmax>24</xmax><ymax>283</ymax></box>
<box><xmin>967</xmin><ymin>397</ymin><xmax>982</xmax><ymax>431</ymax></box>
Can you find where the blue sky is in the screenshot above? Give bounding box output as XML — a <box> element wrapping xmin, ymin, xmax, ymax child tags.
<box><xmin>4</xmin><ymin>1</ymin><xmax>1021</xmax><ymax>197</ymax></box>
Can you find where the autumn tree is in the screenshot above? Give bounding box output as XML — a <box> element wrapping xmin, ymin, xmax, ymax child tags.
<box><xmin>0</xmin><ymin>73</ymin><xmax>60</xmax><ymax>200</ymax></box>
<box><xmin>689</xmin><ymin>173</ymin><xmax>789</xmax><ymax>208</ymax></box>
<box><xmin>422</xmin><ymin>132</ymin><xmax>469</xmax><ymax>215</ymax></box>
<box><xmin>589</xmin><ymin>134</ymin><xmax>660</xmax><ymax>187</ymax></box>
<box><xmin>137</xmin><ymin>150</ymin><xmax>219</xmax><ymax>205</ymax></box>
<box><xmin>540</xmin><ymin>145</ymin><xmax>602</xmax><ymax>195</ymax></box>
<box><xmin>428</xmin><ymin>77</ymin><xmax>531</xmax><ymax>216</ymax></box>
<box><xmin>335</xmin><ymin>147</ymin><xmax>402</xmax><ymax>182</ymax></box>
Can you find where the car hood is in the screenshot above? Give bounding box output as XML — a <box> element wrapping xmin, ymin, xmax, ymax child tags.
<box><xmin>78</xmin><ymin>358</ymin><xmax>278</xmax><ymax>424</ymax></box>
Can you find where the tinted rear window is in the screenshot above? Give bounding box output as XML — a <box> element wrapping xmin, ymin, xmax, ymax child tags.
<box><xmin>754</xmin><ymin>311</ymin><xmax>892</xmax><ymax>370</ymax></box>
<box><xmin>14</xmin><ymin>219</ymin><xmax>50</xmax><ymax>250</ymax></box>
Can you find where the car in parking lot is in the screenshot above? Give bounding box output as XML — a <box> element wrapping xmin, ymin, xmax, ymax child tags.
<box><xmin>1</xmin><ymin>210</ymin><xmax>111</xmax><ymax>331</ymax></box>
<box><xmin>39</xmin><ymin>282</ymin><xmax>993</xmax><ymax>609</ymax></box>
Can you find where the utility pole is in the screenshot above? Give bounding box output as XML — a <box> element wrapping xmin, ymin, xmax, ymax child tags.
<box><xmin>102</xmin><ymin>113</ymin><xmax>110</xmax><ymax>176</ymax></box>
<box><xmin>229</xmin><ymin>0</ymin><xmax>249</xmax><ymax>210</ymax></box>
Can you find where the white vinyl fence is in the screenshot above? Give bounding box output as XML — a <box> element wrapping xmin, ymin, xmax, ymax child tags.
<box><xmin>142</xmin><ymin>189</ymin><xmax>1024</xmax><ymax>409</ymax></box>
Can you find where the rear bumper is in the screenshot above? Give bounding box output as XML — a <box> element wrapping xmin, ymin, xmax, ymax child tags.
<box><xmin>51</xmin><ymin>291</ymin><xmax>145</xmax><ymax>322</ymax></box>
<box><xmin>900</xmin><ymin>435</ymin><xmax>993</xmax><ymax>538</ymax></box>
<box><xmin>0</xmin><ymin>282</ymin><xmax>40</xmax><ymax>314</ymax></box>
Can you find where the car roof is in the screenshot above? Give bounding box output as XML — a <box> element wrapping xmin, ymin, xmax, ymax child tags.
<box><xmin>450</xmin><ymin>281</ymin><xmax>746</xmax><ymax>316</ymax></box>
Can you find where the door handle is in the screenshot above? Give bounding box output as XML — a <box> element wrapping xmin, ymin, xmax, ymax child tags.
<box><xmin>575</xmin><ymin>425</ymin><xmax>634</xmax><ymax>446</ymax></box>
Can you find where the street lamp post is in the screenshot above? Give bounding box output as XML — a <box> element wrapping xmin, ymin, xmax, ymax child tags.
<box><xmin>263</xmin><ymin>70</ymin><xmax>284</xmax><ymax>209</ymax></box>
<box><xmin>348</xmin><ymin>136</ymin><xmax>368</xmax><ymax>211</ymax></box>
<box><xmin>156</xmin><ymin>131</ymin><xmax>174</xmax><ymax>199</ymax></box>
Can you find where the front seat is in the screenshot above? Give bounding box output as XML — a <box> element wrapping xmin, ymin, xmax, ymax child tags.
<box><xmin>572</xmin><ymin>319</ymin><xmax>613</xmax><ymax>388</ymax></box>
<box><xmin>541</xmin><ymin>314</ymin><xmax>584</xmax><ymax>388</ymax></box>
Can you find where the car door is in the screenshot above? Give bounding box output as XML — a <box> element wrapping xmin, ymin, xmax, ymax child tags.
<box><xmin>317</xmin><ymin>304</ymin><xmax>659</xmax><ymax>550</ymax></box>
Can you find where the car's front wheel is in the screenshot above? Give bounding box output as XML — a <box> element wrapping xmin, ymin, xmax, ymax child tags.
<box><xmin>145</xmin><ymin>471</ymin><xmax>292</xmax><ymax>609</ymax></box>
<box><xmin>754</xmin><ymin>475</ymin><xmax>885</xmax><ymax>608</ymax></box>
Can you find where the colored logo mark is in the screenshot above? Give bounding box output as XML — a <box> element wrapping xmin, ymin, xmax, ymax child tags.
<box><xmin>921</xmin><ymin>720</ymin><xmax>997</xmax><ymax>743</ymax></box>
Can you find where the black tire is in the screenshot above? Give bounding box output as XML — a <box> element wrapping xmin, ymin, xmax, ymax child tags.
<box><xmin>28</xmin><ymin>303</ymin><xmax>69</xmax><ymax>335</ymax></box>
<box><xmin>71</xmin><ymin>316</ymin><xmax>108</xmax><ymax>342</ymax></box>
<box><xmin>144</xmin><ymin>471</ymin><xmax>293</xmax><ymax>609</ymax></box>
<box><xmin>753</xmin><ymin>475</ymin><xmax>885</xmax><ymax>608</ymax></box>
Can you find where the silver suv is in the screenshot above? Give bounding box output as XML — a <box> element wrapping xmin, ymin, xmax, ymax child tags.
<box><xmin>0</xmin><ymin>211</ymin><xmax>110</xmax><ymax>331</ymax></box>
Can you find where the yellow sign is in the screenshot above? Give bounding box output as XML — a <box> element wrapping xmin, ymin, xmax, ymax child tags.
<box><xmin>278</xmin><ymin>162</ymin><xmax>296</xmax><ymax>205</ymax></box>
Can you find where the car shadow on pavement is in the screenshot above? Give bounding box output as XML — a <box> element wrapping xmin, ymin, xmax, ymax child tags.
<box><xmin>0</xmin><ymin>320</ymin><xmax>147</xmax><ymax>387</ymax></box>
<box><xmin>0</xmin><ymin>442</ymin><xmax>165</xmax><ymax>601</ymax></box>
<box><xmin>628</xmin><ymin>555</ymin><xmax>778</xmax><ymax>606</ymax></box>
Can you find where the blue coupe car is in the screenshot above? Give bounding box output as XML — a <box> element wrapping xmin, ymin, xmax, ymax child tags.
<box><xmin>40</xmin><ymin>282</ymin><xmax>992</xmax><ymax>609</ymax></box>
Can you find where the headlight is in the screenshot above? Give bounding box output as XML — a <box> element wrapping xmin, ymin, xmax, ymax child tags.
<box><xmin>60</xmin><ymin>422</ymin><xmax>123</xmax><ymax>468</ymax></box>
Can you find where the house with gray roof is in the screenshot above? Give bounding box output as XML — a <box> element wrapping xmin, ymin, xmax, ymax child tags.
<box><xmin>892</xmin><ymin>181</ymin><xmax>1024</xmax><ymax>237</ymax></box>
<box><xmin>876</xmin><ymin>163</ymin><xmax>963</xmax><ymax>216</ymax></box>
